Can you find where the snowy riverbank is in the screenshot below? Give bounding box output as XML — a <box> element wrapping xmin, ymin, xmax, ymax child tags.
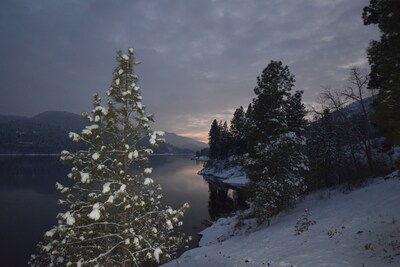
<box><xmin>164</xmin><ymin>171</ymin><xmax>400</xmax><ymax>267</ymax></box>
<box><xmin>198</xmin><ymin>159</ymin><xmax>249</xmax><ymax>187</ymax></box>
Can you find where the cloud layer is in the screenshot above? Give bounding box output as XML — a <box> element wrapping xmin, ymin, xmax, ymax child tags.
<box><xmin>0</xmin><ymin>0</ymin><xmax>378</xmax><ymax>141</ymax></box>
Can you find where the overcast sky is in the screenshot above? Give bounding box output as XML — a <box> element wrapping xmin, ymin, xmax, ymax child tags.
<box><xmin>0</xmin><ymin>0</ymin><xmax>378</xmax><ymax>142</ymax></box>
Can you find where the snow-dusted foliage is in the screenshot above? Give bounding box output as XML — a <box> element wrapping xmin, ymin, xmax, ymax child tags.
<box><xmin>246</xmin><ymin>61</ymin><xmax>308</xmax><ymax>223</ymax></box>
<box><xmin>29</xmin><ymin>48</ymin><xmax>189</xmax><ymax>266</ymax></box>
<box><xmin>294</xmin><ymin>208</ymin><xmax>316</xmax><ymax>235</ymax></box>
<box><xmin>248</xmin><ymin>131</ymin><xmax>308</xmax><ymax>222</ymax></box>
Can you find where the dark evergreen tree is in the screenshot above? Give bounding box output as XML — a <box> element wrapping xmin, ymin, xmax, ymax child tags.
<box><xmin>248</xmin><ymin>61</ymin><xmax>293</xmax><ymax>144</ymax></box>
<box><xmin>363</xmin><ymin>0</ymin><xmax>400</xmax><ymax>151</ymax></box>
<box><xmin>307</xmin><ymin>108</ymin><xmax>343</xmax><ymax>189</ymax></box>
<box><xmin>286</xmin><ymin>90</ymin><xmax>307</xmax><ymax>135</ymax></box>
<box><xmin>208</xmin><ymin>119</ymin><xmax>221</xmax><ymax>159</ymax></box>
<box><xmin>245</xmin><ymin>103</ymin><xmax>253</xmax><ymax>122</ymax></box>
<box><xmin>195</xmin><ymin>148</ymin><xmax>209</xmax><ymax>158</ymax></box>
<box><xmin>246</xmin><ymin>61</ymin><xmax>307</xmax><ymax>224</ymax></box>
<box><xmin>230</xmin><ymin>106</ymin><xmax>247</xmax><ymax>154</ymax></box>
<box><xmin>244</xmin><ymin>103</ymin><xmax>254</xmax><ymax>153</ymax></box>
<box><xmin>219</xmin><ymin>121</ymin><xmax>232</xmax><ymax>158</ymax></box>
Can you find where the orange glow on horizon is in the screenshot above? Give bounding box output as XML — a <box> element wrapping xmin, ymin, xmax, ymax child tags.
<box><xmin>177</xmin><ymin>132</ymin><xmax>208</xmax><ymax>144</ymax></box>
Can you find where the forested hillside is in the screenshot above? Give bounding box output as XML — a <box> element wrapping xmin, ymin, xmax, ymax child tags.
<box><xmin>0</xmin><ymin>111</ymin><xmax>204</xmax><ymax>154</ymax></box>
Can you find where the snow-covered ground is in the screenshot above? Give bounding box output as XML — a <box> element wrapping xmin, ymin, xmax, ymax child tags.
<box><xmin>164</xmin><ymin>171</ymin><xmax>400</xmax><ymax>267</ymax></box>
<box><xmin>198</xmin><ymin>160</ymin><xmax>249</xmax><ymax>187</ymax></box>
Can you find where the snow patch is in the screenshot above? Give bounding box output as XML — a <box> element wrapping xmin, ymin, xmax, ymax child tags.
<box><xmin>92</xmin><ymin>152</ymin><xmax>100</xmax><ymax>160</ymax></box>
<box><xmin>102</xmin><ymin>182</ymin><xmax>111</xmax><ymax>193</ymax></box>
<box><xmin>82</xmin><ymin>124</ymin><xmax>99</xmax><ymax>135</ymax></box>
<box><xmin>80</xmin><ymin>172</ymin><xmax>90</xmax><ymax>183</ymax></box>
<box><xmin>166</xmin><ymin>220</ymin><xmax>173</xmax><ymax>230</ymax></box>
<box><xmin>144</xmin><ymin>168</ymin><xmax>152</xmax><ymax>174</ymax></box>
<box><xmin>154</xmin><ymin>248</ymin><xmax>162</xmax><ymax>263</ymax></box>
<box><xmin>62</xmin><ymin>212</ymin><xmax>75</xmax><ymax>226</ymax></box>
<box><xmin>69</xmin><ymin>132</ymin><xmax>80</xmax><ymax>142</ymax></box>
<box><xmin>88</xmin><ymin>203</ymin><xmax>101</xmax><ymax>221</ymax></box>
<box><xmin>199</xmin><ymin>160</ymin><xmax>249</xmax><ymax>187</ymax></box>
<box><xmin>45</xmin><ymin>229</ymin><xmax>56</xmax><ymax>238</ymax></box>
<box><xmin>119</xmin><ymin>184</ymin><xmax>126</xmax><ymax>192</ymax></box>
<box><xmin>128</xmin><ymin>150</ymin><xmax>139</xmax><ymax>159</ymax></box>
<box><xmin>94</xmin><ymin>106</ymin><xmax>108</xmax><ymax>115</ymax></box>
<box><xmin>144</xmin><ymin>178</ymin><xmax>154</xmax><ymax>185</ymax></box>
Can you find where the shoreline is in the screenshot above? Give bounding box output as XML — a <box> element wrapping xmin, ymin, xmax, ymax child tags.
<box><xmin>0</xmin><ymin>153</ymin><xmax>195</xmax><ymax>157</ymax></box>
<box><xmin>198</xmin><ymin>161</ymin><xmax>250</xmax><ymax>188</ymax></box>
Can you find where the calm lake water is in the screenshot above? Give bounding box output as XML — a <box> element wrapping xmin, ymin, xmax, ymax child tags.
<box><xmin>0</xmin><ymin>155</ymin><xmax>243</xmax><ymax>267</ymax></box>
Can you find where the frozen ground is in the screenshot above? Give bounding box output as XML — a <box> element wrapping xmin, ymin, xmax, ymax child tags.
<box><xmin>164</xmin><ymin>171</ymin><xmax>400</xmax><ymax>267</ymax></box>
<box><xmin>198</xmin><ymin>163</ymin><xmax>249</xmax><ymax>187</ymax></box>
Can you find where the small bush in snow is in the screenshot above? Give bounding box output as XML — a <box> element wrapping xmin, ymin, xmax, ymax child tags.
<box><xmin>294</xmin><ymin>209</ymin><xmax>316</xmax><ymax>235</ymax></box>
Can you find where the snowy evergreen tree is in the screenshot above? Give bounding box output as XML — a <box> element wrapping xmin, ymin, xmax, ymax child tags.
<box><xmin>246</xmin><ymin>61</ymin><xmax>308</xmax><ymax>223</ymax></box>
<box><xmin>29</xmin><ymin>48</ymin><xmax>189</xmax><ymax>266</ymax></box>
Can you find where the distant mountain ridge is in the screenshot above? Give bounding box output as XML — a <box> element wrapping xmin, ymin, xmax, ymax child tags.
<box><xmin>0</xmin><ymin>111</ymin><xmax>206</xmax><ymax>154</ymax></box>
<box><xmin>163</xmin><ymin>132</ymin><xmax>206</xmax><ymax>152</ymax></box>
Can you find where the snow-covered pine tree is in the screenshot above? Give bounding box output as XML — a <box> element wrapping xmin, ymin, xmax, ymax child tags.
<box><xmin>29</xmin><ymin>48</ymin><xmax>189</xmax><ymax>267</ymax></box>
<box><xmin>246</xmin><ymin>61</ymin><xmax>308</xmax><ymax>224</ymax></box>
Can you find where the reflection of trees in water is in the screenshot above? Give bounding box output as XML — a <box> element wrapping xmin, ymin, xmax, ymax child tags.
<box><xmin>205</xmin><ymin>177</ymin><xmax>248</xmax><ymax>221</ymax></box>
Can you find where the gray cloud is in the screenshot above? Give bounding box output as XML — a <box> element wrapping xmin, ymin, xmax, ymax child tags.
<box><xmin>0</xmin><ymin>0</ymin><xmax>379</xmax><ymax>141</ymax></box>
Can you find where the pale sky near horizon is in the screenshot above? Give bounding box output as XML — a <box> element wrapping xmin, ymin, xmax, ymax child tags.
<box><xmin>0</xmin><ymin>0</ymin><xmax>378</xmax><ymax>143</ymax></box>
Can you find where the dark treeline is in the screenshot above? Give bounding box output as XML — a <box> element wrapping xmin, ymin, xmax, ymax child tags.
<box><xmin>195</xmin><ymin>147</ymin><xmax>209</xmax><ymax>158</ymax></box>
<box><xmin>206</xmin><ymin>59</ymin><xmax>396</xmax><ymax>223</ymax></box>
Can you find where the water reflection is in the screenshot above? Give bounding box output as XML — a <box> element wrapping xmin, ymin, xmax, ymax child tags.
<box><xmin>0</xmin><ymin>156</ymin><xmax>67</xmax><ymax>267</ymax></box>
<box><xmin>204</xmin><ymin>177</ymin><xmax>248</xmax><ymax>221</ymax></box>
<box><xmin>0</xmin><ymin>155</ymin><xmax>71</xmax><ymax>194</ymax></box>
<box><xmin>0</xmin><ymin>155</ymin><xmax>246</xmax><ymax>266</ymax></box>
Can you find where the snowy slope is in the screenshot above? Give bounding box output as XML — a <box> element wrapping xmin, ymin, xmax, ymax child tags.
<box><xmin>164</xmin><ymin>171</ymin><xmax>400</xmax><ymax>267</ymax></box>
